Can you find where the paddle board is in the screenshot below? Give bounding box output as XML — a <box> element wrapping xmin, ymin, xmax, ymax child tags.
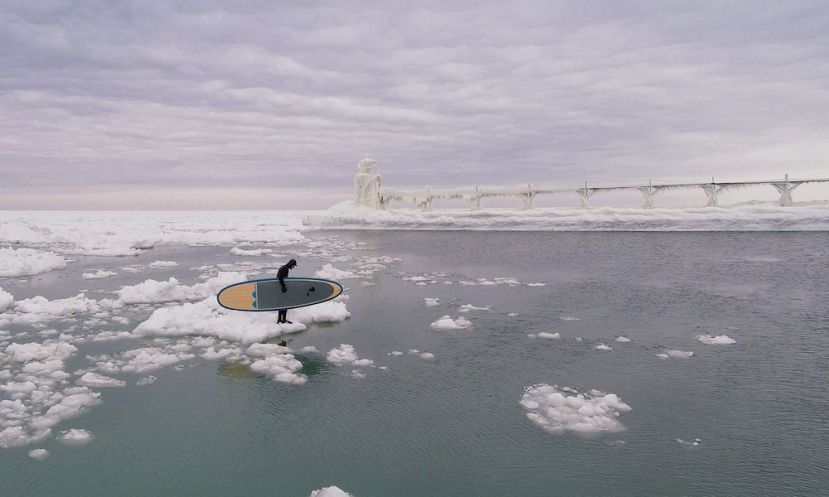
<box><xmin>217</xmin><ymin>277</ymin><xmax>343</xmax><ymax>312</ymax></box>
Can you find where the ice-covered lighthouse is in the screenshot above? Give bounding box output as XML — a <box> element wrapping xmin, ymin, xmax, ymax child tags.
<box><xmin>354</xmin><ymin>156</ymin><xmax>382</xmax><ymax>208</ymax></box>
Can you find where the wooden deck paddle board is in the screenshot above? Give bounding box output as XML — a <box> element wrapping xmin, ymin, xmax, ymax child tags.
<box><xmin>217</xmin><ymin>277</ymin><xmax>343</xmax><ymax>312</ymax></box>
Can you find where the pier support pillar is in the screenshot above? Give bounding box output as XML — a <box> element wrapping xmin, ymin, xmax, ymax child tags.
<box><xmin>772</xmin><ymin>174</ymin><xmax>801</xmax><ymax>207</ymax></box>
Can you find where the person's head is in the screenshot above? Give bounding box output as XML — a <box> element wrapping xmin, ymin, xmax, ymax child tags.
<box><xmin>288</xmin><ymin>258</ymin><xmax>297</xmax><ymax>268</ymax></box>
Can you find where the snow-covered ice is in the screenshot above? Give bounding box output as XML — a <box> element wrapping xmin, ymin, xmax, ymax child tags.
<box><xmin>423</xmin><ymin>298</ymin><xmax>440</xmax><ymax>307</ymax></box>
<box><xmin>538</xmin><ymin>332</ymin><xmax>560</xmax><ymax>339</ymax></box>
<box><xmin>327</xmin><ymin>344</ymin><xmax>374</xmax><ymax>367</ymax></box>
<box><xmin>28</xmin><ymin>448</ymin><xmax>49</xmax><ymax>460</ymax></box>
<box><xmin>58</xmin><ymin>428</ymin><xmax>93</xmax><ymax>445</ymax></box>
<box><xmin>520</xmin><ymin>384</ymin><xmax>632</xmax><ymax>435</ymax></box>
<box><xmin>595</xmin><ymin>343</ymin><xmax>613</xmax><ymax>351</ymax></box>
<box><xmin>615</xmin><ymin>336</ymin><xmax>631</xmax><ymax>343</ymax></box>
<box><xmin>82</xmin><ymin>270</ymin><xmax>117</xmax><ymax>279</ymax></box>
<box><xmin>315</xmin><ymin>264</ymin><xmax>359</xmax><ymax>280</ymax></box>
<box><xmin>117</xmin><ymin>272</ymin><xmax>243</xmax><ymax>304</ymax></box>
<box><xmin>309</xmin><ymin>486</ymin><xmax>353</xmax><ymax>497</ymax></box>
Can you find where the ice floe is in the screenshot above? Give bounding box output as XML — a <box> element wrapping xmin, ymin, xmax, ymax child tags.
<box><xmin>133</xmin><ymin>297</ymin><xmax>349</xmax><ymax>344</ymax></box>
<box><xmin>520</xmin><ymin>384</ymin><xmax>632</xmax><ymax>435</ymax></box>
<box><xmin>0</xmin><ymin>287</ymin><xmax>13</xmax><ymax>309</ymax></box>
<box><xmin>595</xmin><ymin>344</ymin><xmax>613</xmax><ymax>351</ymax></box>
<box><xmin>458</xmin><ymin>304</ymin><xmax>492</xmax><ymax>313</ymax></box>
<box><xmin>655</xmin><ymin>349</ymin><xmax>695</xmax><ymax>359</ymax></box>
<box><xmin>615</xmin><ymin>336</ymin><xmax>631</xmax><ymax>343</ymax></box>
<box><xmin>538</xmin><ymin>332</ymin><xmax>560</xmax><ymax>339</ymax></box>
<box><xmin>309</xmin><ymin>486</ymin><xmax>353</xmax><ymax>497</ymax></box>
<box><xmin>315</xmin><ymin>263</ymin><xmax>359</xmax><ymax>280</ymax></box>
<box><xmin>696</xmin><ymin>334</ymin><xmax>736</xmax><ymax>345</ymax></box>
<box><xmin>148</xmin><ymin>260</ymin><xmax>178</xmax><ymax>268</ymax></box>
<box><xmin>58</xmin><ymin>428</ymin><xmax>93</xmax><ymax>445</ymax></box>
<box><xmin>116</xmin><ymin>272</ymin><xmax>244</xmax><ymax>304</ymax></box>
<box><xmin>230</xmin><ymin>247</ymin><xmax>271</xmax><ymax>256</ymax></box>
<box><xmin>76</xmin><ymin>372</ymin><xmax>126</xmax><ymax>388</ymax></box>
<box><xmin>326</xmin><ymin>344</ymin><xmax>374</xmax><ymax>367</ymax></box>
<box><xmin>82</xmin><ymin>270</ymin><xmax>118</xmax><ymax>280</ymax></box>
<box><xmin>250</xmin><ymin>354</ymin><xmax>306</xmax><ymax>385</ymax></box>
<box><xmin>0</xmin><ymin>247</ymin><xmax>66</xmax><ymax>277</ymax></box>
<box><xmin>430</xmin><ymin>315</ymin><xmax>472</xmax><ymax>330</ymax></box>
<box><xmin>28</xmin><ymin>448</ymin><xmax>49</xmax><ymax>460</ymax></box>
<box><xmin>423</xmin><ymin>298</ymin><xmax>440</xmax><ymax>307</ymax></box>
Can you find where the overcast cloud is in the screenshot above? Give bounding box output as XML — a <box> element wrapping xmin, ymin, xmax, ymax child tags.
<box><xmin>1</xmin><ymin>0</ymin><xmax>828</xmax><ymax>208</ymax></box>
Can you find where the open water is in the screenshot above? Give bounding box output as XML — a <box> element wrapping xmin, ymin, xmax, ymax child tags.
<box><xmin>2</xmin><ymin>230</ymin><xmax>828</xmax><ymax>497</ymax></box>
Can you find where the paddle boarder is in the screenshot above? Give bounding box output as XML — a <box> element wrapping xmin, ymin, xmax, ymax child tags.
<box><xmin>276</xmin><ymin>258</ymin><xmax>298</xmax><ymax>324</ymax></box>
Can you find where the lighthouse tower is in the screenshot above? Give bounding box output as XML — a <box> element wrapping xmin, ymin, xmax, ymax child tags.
<box><xmin>354</xmin><ymin>156</ymin><xmax>383</xmax><ymax>209</ymax></box>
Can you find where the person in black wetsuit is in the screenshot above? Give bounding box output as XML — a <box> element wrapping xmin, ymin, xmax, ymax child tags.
<box><xmin>276</xmin><ymin>259</ymin><xmax>297</xmax><ymax>324</ymax></box>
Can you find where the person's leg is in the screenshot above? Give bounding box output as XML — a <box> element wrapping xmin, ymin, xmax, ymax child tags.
<box><xmin>277</xmin><ymin>309</ymin><xmax>286</xmax><ymax>323</ymax></box>
<box><xmin>283</xmin><ymin>309</ymin><xmax>292</xmax><ymax>324</ymax></box>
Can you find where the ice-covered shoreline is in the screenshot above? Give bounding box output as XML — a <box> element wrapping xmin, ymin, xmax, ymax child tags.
<box><xmin>304</xmin><ymin>202</ymin><xmax>829</xmax><ymax>231</ymax></box>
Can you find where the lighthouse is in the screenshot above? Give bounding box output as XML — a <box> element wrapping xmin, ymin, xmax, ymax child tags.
<box><xmin>354</xmin><ymin>156</ymin><xmax>383</xmax><ymax>209</ymax></box>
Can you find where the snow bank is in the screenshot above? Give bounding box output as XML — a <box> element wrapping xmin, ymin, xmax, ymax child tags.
<box><xmin>326</xmin><ymin>344</ymin><xmax>374</xmax><ymax>367</ymax></box>
<box><xmin>430</xmin><ymin>315</ymin><xmax>472</xmax><ymax>330</ymax></box>
<box><xmin>133</xmin><ymin>297</ymin><xmax>349</xmax><ymax>344</ymax></box>
<box><xmin>520</xmin><ymin>384</ymin><xmax>632</xmax><ymax>435</ymax></box>
<box><xmin>696</xmin><ymin>334</ymin><xmax>736</xmax><ymax>345</ymax></box>
<box><xmin>315</xmin><ymin>264</ymin><xmax>359</xmax><ymax>280</ymax></box>
<box><xmin>0</xmin><ymin>247</ymin><xmax>66</xmax><ymax>277</ymax></box>
<box><xmin>117</xmin><ymin>272</ymin><xmax>244</xmax><ymax>304</ymax></box>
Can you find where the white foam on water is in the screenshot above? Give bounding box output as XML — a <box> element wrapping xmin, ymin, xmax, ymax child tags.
<box><xmin>520</xmin><ymin>384</ymin><xmax>632</xmax><ymax>435</ymax></box>
<box><xmin>615</xmin><ymin>336</ymin><xmax>632</xmax><ymax>343</ymax></box>
<box><xmin>538</xmin><ymin>332</ymin><xmax>560</xmax><ymax>339</ymax></box>
<box><xmin>315</xmin><ymin>264</ymin><xmax>359</xmax><ymax>280</ymax></box>
<box><xmin>81</xmin><ymin>270</ymin><xmax>117</xmax><ymax>280</ymax></box>
<box><xmin>326</xmin><ymin>344</ymin><xmax>374</xmax><ymax>367</ymax></box>
<box><xmin>58</xmin><ymin>428</ymin><xmax>93</xmax><ymax>445</ymax></box>
<box><xmin>696</xmin><ymin>334</ymin><xmax>736</xmax><ymax>345</ymax></box>
<box><xmin>76</xmin><ymin>372</ymin><xmax>126</xmax><ymax>388</ymax></box>
<box><xmin>133</xmin><ymin>297</ymin><xmax>349</xmax><ymax>344</ymax></box>
<box><xmin>430</xmin><ymin>315</ymin><xmax>472</xmax><ymax>330</ymax></box>
<box><xmin>117</xmin><ymin>272</ymin><xmax>244</xmax><ymax>304</ymax></box>
<box><xmin>0</xmin><ymin>247</ymin><xmax>66</xmax><ymax>277</ymax></box>
<box><xmin>230</xmin><ymin>247</ymin><xmax>271</xmax><ymax>256</ymax></box>
<box><xmin>423</xmin><ymin>298</ymin><xmax>440</xmax><ymax>307</ymax></box>
<box><xmin>28</xmin><ymin>448</ymin><xmax>49</xmax><ymax>460</ymax></box>
<box><xmin>309</xmin><ymin>486</ymin><xmax>354</xmax><ymax>497</ymax></box>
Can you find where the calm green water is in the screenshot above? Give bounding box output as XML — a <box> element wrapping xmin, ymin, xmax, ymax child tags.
<box><xmin>2</xmin><ymin>231</ymin><xmax>828</xmax><ymax>497</ymax></box>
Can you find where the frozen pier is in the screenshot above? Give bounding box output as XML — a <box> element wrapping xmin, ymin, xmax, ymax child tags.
<box><xmin>353</xmin><ymin>157</ymin><xmax>829</xmax><ymax>210</ymax></box>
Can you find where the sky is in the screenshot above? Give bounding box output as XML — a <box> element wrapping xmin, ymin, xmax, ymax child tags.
<box><xmin>1</xmin><ymin>0</ymin><xmax>828</xmax><ymax>209</ymax></box>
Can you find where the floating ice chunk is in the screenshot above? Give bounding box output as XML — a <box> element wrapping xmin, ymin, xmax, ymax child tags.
<box><xmin>315</xmin><ymin>264</ymin><xmax>359</xmax><ymax>280</ymax></box>
<box><xmin>696</xmin><ymin>334</ymin><xmax>736</xmax><ymax>345</ymax></box>
<box><xmin>118</xmin><ymin>348</ymin><xmax>194</xmax><ymax>374</ymax></box>
<box><xmin>418</xmin><ymin>352</ymin><xmax>435</xmax><ymax>361</ymax></box>
<box><xmin>136</xmin><ymin>376</ymin><xmax>157</xmax><ymax>386</ymax></box>
<box><xmin>615</xmin><ymin>336</ymin><xmax>631</xmax><ymax>343</ymax></box>
<box><xmin>458</xmin><ymin>304</ymin><xmax>491</xmax><ymax>313</ymax></box>
<box><xmin>657</xmin><ymin>349</ymin><xmax>694</xmax><ymax>359</ymax></box>
<box><xmin>359</xmin><ymin>281</ymin><xmax>376</xmax><ymax>287</ymax></box>
<box><xmin>350</xmin><ymin>370</ymin><xmax>366</xmax><ymax>379</ymax></box>
<box><xmin>58</xmin><ymin>428</ymin><xmax>93</xmax><ymax>445</ymax></box>
<box><xmin>0</xmin><ymin>247</ymin><xmax>66</xmax><ymax>277</ymax></box>
<box><xmin>133</xmin><ymin>297</ymin><xmax>349</xmax><ymax>344</ymax></box>
<box><xmin>301</xmin><ymin>346</ymin><xmax>319</xmax><ymax>353</ymax></box>
<box><xmin>327</xmin><ymin>344</ymin><xmax>374</xmax><ymax>367</ymax></box>
<box><xmin>82</xmin><ymin>270</ymin><xmax>117</xmax><ymax>280</ymax></box>
<box><xmin>230</xmin><ymin>247</ymin><xmax>271</xmax><ymax>256</ymax></box>
<box><xmin>520</xmin><ymin>384</ymin><xmax>632</xmax><ymax>435</ymax></box>
<box><xmin>10</xmin><ymin>293</ymin><xmax>117</xmax><ymax>324</ymax></box>
<box><xmin>148</xmin><ymin>260</ymin><xmax>179</xmax><ymax>268</ymax></box>
<box><xmin>117</xmin><ymin>272</ymin><xmax>244</xmax><ymax>304</ymax></box>
<box><xmin>309</xmin><ymin>486</ymin><xmax>353</xmax><ymax>497</ymax></box>
<box><xmin>430</xmin><ymin>315</ymin><xmax>472</xmax><ymax>330</ymax></box>
<box><xmin>0</xmin><ymin>287</ymin><xmax>12</xmax><ymax>309</ymax></box>
<box><xmin>507</xmin><ymin>312</ymin><xmax>519</xmax><ymax>317</ymax></box>
<box><xmin>526</xmin><ymin>282</ymin><xmax>547</xmax><ymax>287</ymax></box>
<box><xmin>676</xmin><ymin>437</ymin><xmax>702</xmax><ymax>447</ymax></box>
<box><xmin>77</xmin><ymin>372</ymin><xmax>126</xmax><ymax>388</ymax></box>
<box><xmin>559</xmin><ymin>316</ymin><xmax>579</xmax><ymax>321</ymax></box>
<box><xmin>423</xmin><ymin>298</ymin><xmax>440</xmax><ymax>307</ymax></box>
<box><xmin>388</xmin><ymin>351</ymin><xmax>403</xmax><ymax>356</ymax></box>
<box><xmin>250</xmin><ymin>355</ymin><xmax>306</xmax><ymax>384</ymax></box>
<box><xmin>28</xmin><ymin>448</ymin><xmax>49</xmax><ymax>460</ymax></box>
<box><xmin>246</xmin><ymin>343</ymin><xmax>291</xmax><ymax>357</ymax></box>
<box><xmin>90</xmin><ymin>331</ymin><xmax>132</xmax><ymax>342</ymax></box>
<box><xmin>538</xmin><ymin>332</ymin><xmax>560</xmax><ymax>339</ymax></box>
<box><xmin>595</xmin><ymin>344</ymin><xmax>613</xmax><ymax>351</ymax></box>
<box><xmin>5</xmin><ymin>342</ymin><xmax>77</xmax><ymax>362</ymax></box>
